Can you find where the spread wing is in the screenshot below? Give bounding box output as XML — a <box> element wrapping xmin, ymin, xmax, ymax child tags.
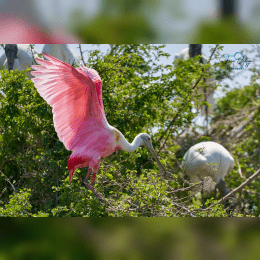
<box><xmin>31</xmin><ymin>52</ymin><xmax>110</xmax><ymax>151</ymax></box>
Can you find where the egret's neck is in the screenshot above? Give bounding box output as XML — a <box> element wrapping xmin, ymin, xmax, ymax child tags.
<box><xmin>119</xmin><ymin>133</ymin><xmax>143</xmax><ymax>153</ymax></box>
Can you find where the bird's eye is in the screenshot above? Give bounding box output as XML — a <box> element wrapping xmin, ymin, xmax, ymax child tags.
<box><xmin>148</xmin><ymin>137</ymin><xmax>150</xmax><ymax>140</ymax></box>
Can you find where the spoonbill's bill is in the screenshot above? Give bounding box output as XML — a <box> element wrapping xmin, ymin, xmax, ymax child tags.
<box><xmin>182</xmin><ymin>141</ymin><xmax>236</xmax><ymax>209</ymax></box>
<box><xmin>31</xmin><ymin>53</ymin><xmax>166</xmax><ymax>190</ymax></box>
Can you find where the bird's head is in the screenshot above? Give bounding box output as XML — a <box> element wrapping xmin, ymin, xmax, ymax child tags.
<box><xmin>139</xmin><ymin>133</ymin><xmax>166</xmax><ymax>176</ymax></box>
<box><xmin>139</xmin><ymin>133</ymin><xmax>151</xmax><ymax>146</ymax></box>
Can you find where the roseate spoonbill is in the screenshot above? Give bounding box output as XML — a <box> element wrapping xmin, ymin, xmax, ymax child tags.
<box><xmin>0</xmin><ymin>0</ymin><xmax>80</xmax><ymax>43</ymax></box>
<box><xmin>42</xmin><ymin>45</ymin><xmax>79</xmax><ymax>65</ymax></box>
<box><xmin>0</xmin><ymin>45</ymin><xmax>36</xmax><ymax>78</ymax></box>
<box><xmin>31</xmin><ymin>53</ymin><xmax>166</xmax><ymax>192</ymax></box>
<box><xmin>174</xmin><ymin>47</ymin><xmax>215</xmax><ymax>117</ymax></box>
<box><xmin>182</xmin><ymin>141</ymin><xmax>237</xmax><ymax>209</ymax></box>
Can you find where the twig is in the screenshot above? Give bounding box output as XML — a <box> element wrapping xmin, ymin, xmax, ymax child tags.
<box><xmin>167</xmin><ymin>180</ymin><xmax>204</xmax><ymax>193</ymax></box>
<box><xmin>0</xmin><ymin>170</ymin><xmax>16</xmax><ymax>192</ymax></box>
<box><xmin>229</xmin><ymin>111</ymin><xmax>255</xmax><ymax>138</ymax></box>
<box><xmin>171</xmin><ymin>201</ymin><xmax>197</xmax><ymax>217</ymax></box>
<box><xmin>219</xmin><ymin>168</ymin><xmax>260</xmax><ymax>203</ymax></box>
<box><xmin>28</xmin><ymin>44</ymin><xmax>37</xmax><ymax>65</ymax></box>
<box><xmin>235</xmin><ymin>157</ymin><xmax>245</xmax><ymax>180</ymax></box>
<box><xmin>244</xmin><ymin>189</ymin><xmax>260</xmax><ymax>196</ymax></box>
<box><xmin>78</xmin><ymin>44</ymin><xmax>86</xmax><ymax>66</ymax></box>
<box><xmin>205</xmin><ymin>168</ymin><xmax>260</xmax><ymax>210</ymax></box>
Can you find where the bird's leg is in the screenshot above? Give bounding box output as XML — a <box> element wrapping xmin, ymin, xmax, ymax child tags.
<box><xmin>91</xmin><ymin>172</ymin><xmax>97</xmax><ymax>186</ymax></box>
<box><xmin>84</xmin><ymin>169</ymin><xmax>97</xmax><ymax>186</ymax></box>
<box><xmin>201</xmin><ymin>181</ymin><xmax>205</xmax><ymax>209</ymax></box>
<box><xmin>84</xmin><ymin>171</ymin><xmax>102</xmax><ymax>204</ymax></box>
<box><xmin>90</xmin><ymin>160</ymin><xmax>100</xmax><ymax>186</ymax></box>
<box><xmin>84</xmin><ymin>168</ymin><xmax>92</xmax><ymax>183</ymax></box>
<box><xmin>84</xmin><ymin>161</ymin><xmax>102</xmax><ymax>204</ymax></box>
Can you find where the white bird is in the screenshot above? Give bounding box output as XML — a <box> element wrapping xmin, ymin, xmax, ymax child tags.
<box><xmin>42</xmin><ymin>45</ymin><xmax>79</xmax><ymax>65</ymax></box>
<box><xmin>174</xmin><ymin>47</ymin><xmax>215</xmax><ymax>117</ymax></box>
<box><xmin>182</xmin><ymin>141</ymin><xmax>236</xmax><ymax>208</ymax></box>
<box><xmin>0</xmin><ymin>44</ymin><xmax>36</xmax><ymax>78</ymax></box>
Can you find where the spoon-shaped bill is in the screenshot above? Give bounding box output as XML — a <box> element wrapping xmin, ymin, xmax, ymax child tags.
<box><xmin>144</xmin><ymin>142</ymin><xmax>166</xmax><ymax>176</ymax></box>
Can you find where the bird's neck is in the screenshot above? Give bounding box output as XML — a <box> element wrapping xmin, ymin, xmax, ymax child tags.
<box><xmin>117</xmin><ymin>131</ymin><xmax>143</xmax><ymax>153</ymax></box>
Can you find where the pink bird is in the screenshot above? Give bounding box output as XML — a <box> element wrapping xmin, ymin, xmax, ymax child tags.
<box><xmin>31</xmin><ymin>53</ymin><xmax>166</xmax><ymax>192</ymax></box>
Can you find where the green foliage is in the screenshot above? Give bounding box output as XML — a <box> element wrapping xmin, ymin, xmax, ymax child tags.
<box><xmin>214</xmin><ymin>84</ymin><xmax>259</xmax><ymax>118</ymax></box>
<box><xmin>67</xmin><ymin>1</ymin><xmax>259</xmax><ymax>44</ymax></box>
<box><xmin>211</xmin><ymin>70</ymin><xmax>260</xmax><ymax>216</ymax></box>
<box><xmin>0</xmin><ymin>188</ymin><xmax>32</xmax><ymax>217</ymax></box>
<box><xmin>0</xmin><ymin>44</ymin><xmax>258</xmax><ymax>217</ymax></box>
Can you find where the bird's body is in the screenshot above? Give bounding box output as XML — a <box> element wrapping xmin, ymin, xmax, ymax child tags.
<box><xmin>183</xmin><ymin>141</ymin><xmax>234</xmax><ymax>184</ymax></box>
<box><xmin>0</xmin><ymin>44</ymin><xmax>36</xmax><ymax>78</ymax></box>
<box><xmin>31</xmin><ymin>53</ymin><xmax>165</xmax><ymax>188</ymax></box>
<box><xmin>174</xmin><ymin>47</ymin><xmax>215</xmax><ymax>116</ymax></box>
<box><xmin>183</xmin><ymin>141</ymin><xmax>235</xmax><ymax>208</ymax></box>
<box><xmin>42</xmin><ymin>45</ymin><xmax>79</xmax><ymax>65</ymax></box>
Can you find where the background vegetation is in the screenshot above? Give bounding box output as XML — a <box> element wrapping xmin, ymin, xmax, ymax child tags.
<box><xmin>67</xmin><ymin>0</ymin><xmax>260</xmax><ymax>43</ymax></box>
<box><xmin>0</xmin><ymin>44</ymin><xmax>259</xmax><ymax>218</ymax></box>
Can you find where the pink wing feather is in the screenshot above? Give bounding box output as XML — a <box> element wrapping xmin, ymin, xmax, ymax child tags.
<box><xmin>31</xmin><ymin>53</ymin><xmax>115</xmax><ymax>181</ymax></box>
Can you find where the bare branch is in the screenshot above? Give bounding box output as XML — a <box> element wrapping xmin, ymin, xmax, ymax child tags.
<box><xmin>78</xmin><ymin>44</ymin><xmax>86</xmax><ymax>66</ymax></box>
<box><xmin>235</xmin><ymin>157</ymin><xmax>245</xmax><ymax>180</ymax></box>
<box><xmin>218</xmin><ymin>168</ymin><xmax>260</xmax><ymax>203</ymax></box>
<box><xmin>205</xmin><ymin>168</ymin><xmax>260</xmax><ymax>211</ymax></box>
<box><xmin>0</xmin><ymin>170</ymin><xmax>16</xmax><ymax>192</ymax></box>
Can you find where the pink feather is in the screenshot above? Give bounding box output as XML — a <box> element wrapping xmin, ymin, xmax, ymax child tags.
<box><xmin>31</xmin><ymin>53</ymin><xmax>118</xmax><ymax>183</ymax></box>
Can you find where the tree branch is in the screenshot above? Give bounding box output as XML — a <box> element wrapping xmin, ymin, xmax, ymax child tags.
<box><xmin>205</xmin><ymin>168</ymin><xmax>260</xmax><ymax>211</ymax></box>
<box><xmin>157</xmin><ymin>45</ymin><xmax>219</xmax><ymax>153</ymax></box>
<box><xmin>0</xmin><ymin>170</ymin><xmax>16</xmax><ymax>192</ymax></box>
<box><xmin>78</xmin><ymin>44</ymin><xmax>86</xmax><ymax>66</ymax></box>
<box><xmin>218</xmin><ymin>168</ymin><xmax>260</xmax><ymax>204</ymax></box>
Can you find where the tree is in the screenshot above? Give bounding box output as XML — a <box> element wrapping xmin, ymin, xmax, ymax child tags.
<box><xmin>1</xmin><ymin>44</ymin><xmax>258</xmax><ymax>217</ymax></box>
